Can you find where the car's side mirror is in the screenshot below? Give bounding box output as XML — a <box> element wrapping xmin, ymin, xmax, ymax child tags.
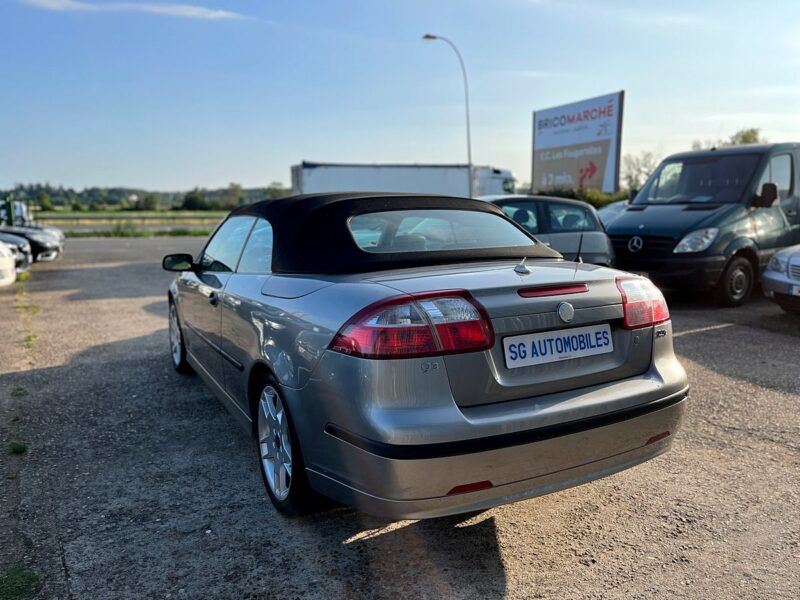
<box><xmin>162</xmin><ymin>253</ymin><xmax>195</xmax><ymax>272</ymax></box>
<box><xmin>754</xmin><ymin>182</ymin><xmax>779</xmax><ymax>208</ymax></box>
<box><xmin>627</xmin><ymin>188</ymin><xmax>638</xmax><ymax>201</ymax></box>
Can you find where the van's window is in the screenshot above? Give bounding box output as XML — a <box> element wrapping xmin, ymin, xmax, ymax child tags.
<box><xmin>199</xmin><ymin>216</ymin><xmax>255</xmax><ymax>272</ymax></box>
<box><xmin>237</xmin><ymin>219</ymin><xmax>273</xmax><ymax>274</ymax></box>
<box><xmin>545</xmin><ymin>202</ymin><xmax>599</xmax><ymax>232</ymax></box>
<box><xmin>757</xmin><ymin>154</ymin><xmax>793</xmax><ymax>201</ymax></box>
<box><xmin>635</xmin><ymin>154</ymin><xmax>760</xmax><ymax>204</ymax></box>
<box><xmin>496</xmin><ymin>201</ymin><xmax>539</xmax><ymax>234</ymax></box>
<box><xmin>349</xmin><ymin>209</ymin><xmax>534</xmax><ymax>253</ymax></box>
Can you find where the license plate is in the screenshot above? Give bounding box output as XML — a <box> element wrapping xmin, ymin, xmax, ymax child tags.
<box><xmin>503</xmin><ymin>324</ymin><xmax>613</xmax><ymax>369</ymax></box>
<box><xmin>792</xmin><ymin>285</ymin><xmax>800</xmax><ymax>297</ymax></box>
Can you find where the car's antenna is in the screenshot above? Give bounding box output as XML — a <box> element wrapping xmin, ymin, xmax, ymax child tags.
<box><xmin>575</xmin><ymin>230</ymin><xmax>585</xmax><ymax>264</ymax></box>
<box><xmin>514</xmin><ymin>257</ymin><xmax>530</xmax><ymax>274</ymax></box>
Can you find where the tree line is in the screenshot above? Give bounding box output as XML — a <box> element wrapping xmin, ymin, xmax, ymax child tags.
<box><xmin>3</xmin><ymin>182</ymin><xmax>292</xmax><ymax>212</ymax></box>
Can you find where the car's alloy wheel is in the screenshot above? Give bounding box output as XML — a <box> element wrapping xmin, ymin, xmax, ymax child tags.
<box><xmin>715</xmin><ymin>257</ymin><xmax>753</xmax><ymax>307</ymax></box>
<box><xmin>255</xmin><ymin>381</ymin><xmax>317</xmax><ymax>515</ymax></box>
<box><xmin>169</xmin><ymin>302</ymin><xmax>192</xmax><ymax>373</ymax></box>
<box><xmin>258</xmin><ymin>385</ymin><xmax>293</xmax><ymax>501</ymax></box>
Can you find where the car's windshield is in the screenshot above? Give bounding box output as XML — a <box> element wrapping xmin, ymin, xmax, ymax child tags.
<box><xmin>348</xmin><ymin>209</ymin><xmax>534</xmax><ymax>253</ymax></box>
<box><xmin>634</xmin><ymin>154</ymin><xmax>760</xmax><ymax>205</ymax></box>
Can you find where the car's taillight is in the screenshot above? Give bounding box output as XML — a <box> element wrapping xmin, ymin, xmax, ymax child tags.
<box><xmin>615</xmin><ymin>276</ymin><xmax>670</xmax><ymax>329</ymax></box>
<box><xmin>329</xmin><ymin>290</ymin><xmax>494</xmax><ymax>359</ymax></box>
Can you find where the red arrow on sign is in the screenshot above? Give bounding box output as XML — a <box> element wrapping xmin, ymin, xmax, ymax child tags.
<box><xmin>579</xmin><ymin>160</ymin><xmax>597</xmax><ymax>188</ymax></box>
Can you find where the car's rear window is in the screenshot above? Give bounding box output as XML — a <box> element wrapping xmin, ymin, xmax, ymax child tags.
<box><xmin>348</xmin><ymin>209</ymin><xmax>533</xmax><ymax>253</ymax></box>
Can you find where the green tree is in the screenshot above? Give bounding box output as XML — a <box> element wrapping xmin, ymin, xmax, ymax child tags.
<box><xmin>36</xmin><ymin>191</ymin><xmax>53</xmax><ymax>211</ymax></box>
<box><xmin>692</xmin><ymin>127</ymin><xmax>767</xmax><ymax>150</ymax></box>
<box><xmin>140</xmin><ymin>194</ymin><xmax>159</xmax><ymax>211</ymax></box>
<box><xmin>224</xmin><ymin>183</ymin><xmax>243</xmax><ymax>208</ymax></box>
<box><xmin>264</xmin><ymin>181</ymin><xmax>291</xmax><ymax>200</ymax></box>
<box><xmin>726</xmin><ymin>128</ymin><xmax>766</xmax><ymax>146</ymax></box>
<box><xmin>71</xmin><ymin>200</ymin><xmax>84</xmax><ymax>212</ymax></box>
<box><xmin>181</xmin><ymin>188</ymin><xmax>208</xmax><ymax>210</ymax></box>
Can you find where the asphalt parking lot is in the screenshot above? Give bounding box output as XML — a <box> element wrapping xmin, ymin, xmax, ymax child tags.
<box><xmin>1</xmin><ymin>238</ymin><xmax>799</xmax><ymax>599</ymax></box>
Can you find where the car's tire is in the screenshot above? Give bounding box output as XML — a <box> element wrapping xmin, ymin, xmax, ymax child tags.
<box><xmin>255</xmin><ymin>380</ymin><xmax>317</xmax><ymax>516</ymax></box>
<box><xmin>776</xmin><ymin>298</ymin><xmax>800</xmax><ymax>316</ymax></box>
<box><xmin>168</xmin><ymin>300</ymin><xmax>193</xmax><ymax>374</ymax></box>
<box><xmin>714</xmin><ymin>256</ymin><xmax>754</xmax><ymax>307</ymax></box>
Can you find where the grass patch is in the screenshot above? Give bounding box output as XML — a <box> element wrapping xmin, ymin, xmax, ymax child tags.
<box><xmin>23</xmin><ymin>334</ymin><xmax>37</xmax><ymax>351</ymax></box>
<box><xmin>66</xmin><ymin>227</ymin><xmax>212</xmax><ymax>238</ymax></box>
<box><xmin>38</xmin><ymin>210</ymin><xmax>226</xmax><ymax>218</ymax></box>
<box><xmin>11</xmin><ymin>387</ymin><xmax>27</xmax><ymax>398</ymax></box>
<box><xmin>9</xmin><ymin>442</ymin><xmax>27</xmax><ymax>455</ymax></box>
<box><xmin>14</xmin><ymin>303</ymin><xmax>39</xmax><ymax>316</ymax></box>
<box><xmin>16</xmin><ymin>272</ymin><xmax>30</xmax><ymax>283</ymax></box>
<box><xmin>0</xmin><ymin>567</ymin><xmax>39</xmax><ymax>600</ymax></box>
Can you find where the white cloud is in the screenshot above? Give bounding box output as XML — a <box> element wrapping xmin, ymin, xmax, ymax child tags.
<box><xmin>22</xmin><ymin>0</ymin><xmax>244</xmax><ymax>20</ymax></box>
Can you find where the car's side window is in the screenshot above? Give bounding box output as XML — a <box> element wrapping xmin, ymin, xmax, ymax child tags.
<box><xmin>499</xmin><ymin>202</ymin><xmax>539</xmax><ymax>234</ymax></box>
<box><xmin>758</xmin><ymin>154</ymin><xmax>794</xmax><ymax>201</ymax></box>
<box><xmin>237</xmin><ymin>219</ymin><xmax>273</xmax><ymax>274</ymax></box>
<box><xmin>546</xmin><ymin>203</ymin><xmax>597</xmax><ymax>232</ymax></box>
<box><xmin>199</xmin><ymin>216</ymin><xmax>255</xmax><ymax>273</ymax></box>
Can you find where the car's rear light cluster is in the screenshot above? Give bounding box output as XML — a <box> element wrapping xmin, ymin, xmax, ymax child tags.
<box><xmin>615</xmin><ymin>276</ymin><xmax>670</xmax><ymax>329</ymax></box>
<box><xmin>329</xmin><ymin>290</ymin><xmax>494</xmax><ymax>359</ymax></box>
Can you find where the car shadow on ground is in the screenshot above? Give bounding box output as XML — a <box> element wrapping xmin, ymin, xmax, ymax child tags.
<box><xmin>1</xmin><ymin>330</ymin><xmax>508</xmax><ymax>598</ymax></box>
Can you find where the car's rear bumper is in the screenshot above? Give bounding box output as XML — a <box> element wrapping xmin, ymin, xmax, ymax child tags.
<box><xmin>615</xmin><ymin>255</ymin><xmax>726</xmax><ymax>290</ymax></box>
<box><xmin>306</xmin><ymin>391</ymin><xmax>686</xmax><ymax>520</ymax></box>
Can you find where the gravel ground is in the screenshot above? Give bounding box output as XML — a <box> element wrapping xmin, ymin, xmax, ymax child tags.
<box><xmin>1</xmin><ymin>238</ymin><xmax>798</xmax><ymax>599</ymax></box>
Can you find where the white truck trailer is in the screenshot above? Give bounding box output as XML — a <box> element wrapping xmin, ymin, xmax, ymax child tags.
<box><xmin>290</xmin><ymin>162</ymin><xmax>515</xmax><ymax>197</ymax></box>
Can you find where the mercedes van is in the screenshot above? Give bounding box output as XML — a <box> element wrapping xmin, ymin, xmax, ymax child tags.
<box><xmin>607</xmin><ymin>144</ymin><xmax>800</xmax><ymax>305</ymax></box>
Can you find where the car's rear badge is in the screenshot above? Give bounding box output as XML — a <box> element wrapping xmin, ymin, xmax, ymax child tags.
<box><xmin>557</xmin><ymin>301</ymin><xmax>575</xmax><ymax>323</ymax></box>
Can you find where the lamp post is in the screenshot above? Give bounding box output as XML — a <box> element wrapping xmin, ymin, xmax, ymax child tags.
<box><xmin>422</xmin><ymin>33</ymin><xmax>473</xmax><ymax>198</ymax></box>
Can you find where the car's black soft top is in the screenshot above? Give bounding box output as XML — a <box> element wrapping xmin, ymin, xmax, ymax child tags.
<box><xmin>230</xmin><ymin>193</ymin><xmax>560</xmax><ymax>274</ymax></box>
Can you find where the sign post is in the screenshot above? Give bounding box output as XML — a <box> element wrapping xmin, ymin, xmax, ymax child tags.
<box><xmin>532</xmin><ymin>91</ymin><xmax>624</xmax><ymax>193</ymax></box>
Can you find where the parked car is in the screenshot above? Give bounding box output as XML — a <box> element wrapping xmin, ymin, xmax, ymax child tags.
<box><xmin>606</xmin><ymin>143</ymin><xmax>800</xmax><ymax>306</ymax></box>
<box><xmin>482</xmin><ymin>195</ymin><xmax>615</xmax><ymax>266</ymax></box>
<box><xmin>762</xmin><ymin>244</ymin><xmax>800</xmax><ymax>314</ymax></box>
<box><xmin>163</xmin><ymin>193</ymin><xmax>688</xmax><ymax>520</ymax></box>
<box><xmin>9</xmin><ymin>203</ymin><xmax>66</xmax><ymax>246</ymax></box>
<box><xmin>0</xmin><ymin>232</ymin><xmax>33</xmax><ymax>273</ymax></box>
<box><xmin>0</xmin><ymin>225</ymin><xmax>63</xmax><ymax>262</ymax></box>
<box><xmin>597</xmin><ymin>199</ymin><xmax>628</xmax><ymax>227</ymax></box>
<box><xmin>0</xmin><ymin>242</ymin><xmax>16</xmax><ymax>286</ymax></box>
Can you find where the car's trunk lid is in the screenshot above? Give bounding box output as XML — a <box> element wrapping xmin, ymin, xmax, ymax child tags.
<box><xmin>367</xmin><ymin>260</ymin><xmax>651</xmax><ymax>407</ymax></box>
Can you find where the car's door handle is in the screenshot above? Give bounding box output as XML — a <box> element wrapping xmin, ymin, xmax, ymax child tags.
<box><xmin>208</xmin><ymin>292</ymin><xmax>219</xmax><ymax>307</ymax></box>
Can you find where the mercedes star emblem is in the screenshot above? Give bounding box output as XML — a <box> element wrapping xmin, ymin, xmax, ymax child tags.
<box><xmin>628</xmin><ymin>236</ymin><xmax>644</xmax><ymax>253</ymax></box>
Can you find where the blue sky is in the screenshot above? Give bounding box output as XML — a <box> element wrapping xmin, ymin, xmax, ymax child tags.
<box><xmin>1</xmin><ymin>0</ymin><xmax>799</xmax><ymax>190</ymax></box>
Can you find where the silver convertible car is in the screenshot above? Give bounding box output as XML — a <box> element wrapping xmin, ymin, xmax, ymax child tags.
<box><xmin>163</xmin><ymin>193</ymin><xmax>688</xmax><ymax>520</ymax></box>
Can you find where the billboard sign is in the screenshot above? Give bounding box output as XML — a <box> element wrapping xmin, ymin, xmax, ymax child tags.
<box><xmin>532</xmin><ymin>91</ymin><xmax>624</xmax><ymax>193</ymax></box>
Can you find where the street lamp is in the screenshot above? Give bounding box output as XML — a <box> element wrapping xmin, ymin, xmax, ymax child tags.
<box><xmin>422</xmin><ymin>33</ymin><xmax>473</xmax><ymax>198</ymax></box>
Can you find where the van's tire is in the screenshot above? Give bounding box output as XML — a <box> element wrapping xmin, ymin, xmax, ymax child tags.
<box><xmin>714</xmin><ymin>256</ymin><xmax>754</xmax><ymax>307</ymax></box>
<box><xmin>255</xmin><ymin>379</ymin><xmax>318</xmax><ymax>516</ymax></box>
